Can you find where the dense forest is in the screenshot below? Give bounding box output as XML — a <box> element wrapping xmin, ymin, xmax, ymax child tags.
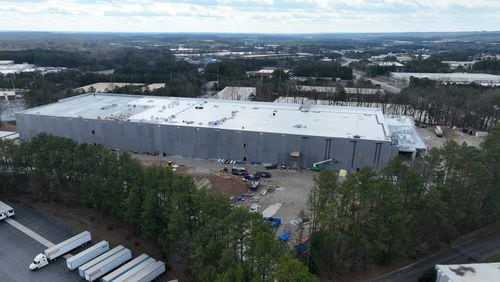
<box><xmin>292</xmin><ymin>61</ymin><xmax>353</xmax><ymax>80</ymax></box>
<box><xmin>0</xmin><ymin>134</ymin><xmax>317</xmax><ymax>282</ymax></box>
<box><xmin>307</xmin><ymin>124</ymin><xmax>500</xmax><ymax>279</ymax></box>
<box><xmin>472</xmin><ymin>59</ymin><xmax>500</xmax><ymax>75</ymax></box>
<box><xmin>4</xmin><ymin>128</ymin><xmax>497</xmax><ymax>281</ymax></box>
<box><xmin>281</xmin><ymin>78</ymin><xmax>500</xmax><ymax>131</ymax></box>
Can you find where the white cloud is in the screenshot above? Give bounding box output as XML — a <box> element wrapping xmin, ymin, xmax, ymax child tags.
<box><xmin>0</xmin><ymin>0</ymin><xmax>498</xmax><ymax>33</ymax></box>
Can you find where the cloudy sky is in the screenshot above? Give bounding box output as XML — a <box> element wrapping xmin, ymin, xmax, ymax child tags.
<box><xmin>0</xmin><ymin>0</ymin><xmax>499</xmax><ymax>33</ymax></box>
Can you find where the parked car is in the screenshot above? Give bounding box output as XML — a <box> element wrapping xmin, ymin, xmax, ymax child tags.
<box><xmin>249</xmin><ymin>181</ymin><xmax>260</xmax><ymax>191</ymax></box>
<box><xmin>244</xmin><ymin>174</ymin><xmax>261</xmax><ymax>180</ymax></box>
<box><xmin>263</xmin><ymin>163</ymin><xmax>278</xmax><ymax>169</ymax></box>
<box><xmin>232</xmin><ymin>167</ymin><xmax>248</xmax><ymax>176</ymax></box>
<box><xmin>256</xmin><ymin>171</ymin><xmax>271</xmax><ymax>178</ymax></box>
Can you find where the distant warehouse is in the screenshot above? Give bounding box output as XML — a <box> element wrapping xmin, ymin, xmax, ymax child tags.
<box><xmin>390</xmin><ymin>72</ymin><xmax>500</xmax><ymax>86</ymax></box>
<box><xmin>16</xmin><ymin>93</ymin><xmax>426</xmax><ymax>171</ymax></box>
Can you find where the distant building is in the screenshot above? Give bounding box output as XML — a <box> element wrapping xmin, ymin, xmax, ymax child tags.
<box><xmin>436</xmin><ymin>263</ymin><xmax>500</xmax><ymax>282</ymax></box>
<box><xmin>143</xmin><ymin>83</ymin><xmax>166</xmax><ymax>91</ymax></box>
<box><xmin>442</xmin><ymin>61</ymin><xmax>477</xmax><ymax>70</ymax></box>
<box><xmin>375</xmin><ymin>61</ymin><xmax>404</xmax><ymax>67</ymax></box>
<box><xmin>246</xmin><ymin>68</ymin><xmax>276</xmax><ymax>78</ymax></box>
<box><xmin>0</xmin><ymin>60</ymin><xmax>66</xmax><ymax>76</ymax></box>
<box><xmin>74</xmin><ymin>82</ymin><xmax>165</xmax><ymax>93</ymax></box>
<box><xmin>396</xmin><ymin>55</ymin><xmax>414</xmax><ymax>62</ymax></box>
<box><xmin>0</xmin><ymin>131</ymin><xmax>19</xmax><ymax>140</ymax></box>
<box><xmin>213</xmin><ymin>87</ymin><xmax>256</xmax><ymax>101</ymax></box>
<box><xmin>0</xmin><ymin>90</ymin><xmax>16</xmax><ymax>101</ymax></box>
<box><xmin>389</xmin><ymin>72</ymin><xmax>500</xmax><ymax>86</ymax></box>
<box><xmin>16</xmin><ymin>93</ymin><xmax>426</xmax><ymax>170</ymax></box>
<box><xmin>295</xmin><ymin>85</ymin><xmax>385</xmax><ymax>96</ymax></box>
<box><xmin>0</xmin><ymin>60</ymin><xmax>14</xmax><ymax>65</ymax></box>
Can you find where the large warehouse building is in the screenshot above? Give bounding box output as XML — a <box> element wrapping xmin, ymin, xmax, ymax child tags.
<box><xmin>390</xmin><ymin>72</ymin><xmax>500</xmax><ymax>86</ymax></box>
<box><xmin>16</xmin><ymin>93</ymin><xmax>425</xmax><ymax>171</ymax></box>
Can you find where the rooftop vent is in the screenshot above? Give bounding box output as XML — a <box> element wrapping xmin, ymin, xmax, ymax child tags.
<box><xmin>300</xmin><ymin>102</ymin><xmax>312</xmax><ymax>112</ymax></box>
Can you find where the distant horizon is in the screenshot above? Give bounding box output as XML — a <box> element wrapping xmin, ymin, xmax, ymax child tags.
<box><xmin>0</xmin><ymin>30</ymin><xmax>499</xmax><ymax>36</ymax></box>
<box><xmin>0</xmin><ymin>1</ymin><xmax>499</xmax><ymax>34</ymax></box>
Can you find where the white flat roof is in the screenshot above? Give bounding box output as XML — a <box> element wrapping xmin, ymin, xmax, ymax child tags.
<box><xmin>0</xmin><ymin>131</ymin><xmax>18</xmax><ymax>140</ymax></box>
<box><xmin>436</xmin><ymin>263</ymin><xmax>500</xmax><ymax>282</ymax></box>
<box><xmin>390</xmin><ymin>72</ymin><xmax>500</xmax><ymax>81</ymax></box>
<box><xmin>19</xmin><ymin>93</ymin><xmax>390</xmax><ymax>141</ymax></box>
<box><xmin>213</xmin><ymin>87</ymin><xmax>256</xmax><ymax>101</ymax></box>
<box><xmin>296</xmin><ymin>85</ymin><xmax>384</xmax><ymax>95</ymax></box>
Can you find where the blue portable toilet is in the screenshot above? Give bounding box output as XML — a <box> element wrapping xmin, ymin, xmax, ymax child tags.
<box><xmin>278</xmin><ymin>233</ymin><xmax>289</xmax><ymax>241</ymax></box>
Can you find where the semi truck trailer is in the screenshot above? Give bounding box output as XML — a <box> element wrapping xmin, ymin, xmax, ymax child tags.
<box><xmin>101</xmin><ymin>254</ymin><xmax>150</xmax><ymax>282</ymax></box>
<box><xmin>78</xmin><ymin>245</ymin><xmax>125</xmax><ymax>277</ymax></box>
<box><xmin>0</xmin><ymin>200</ymin><xmax>15</xmax><ymax>220</ymax></box>
<box><xmin>29</xmin><ymin>231</ymin><xmax>91</xmax><ymax>270</ymax></box>
<box><xmin>124</xmin><ymin>261</ymin><xmax>166</xmax><ymax>282</ymax></box>
<box><xmin>66</xmin><ymin>240</ymin><xmax>109</xmax><ymax>270</ymax></box>
<box><xmin>113</xmin><ymin>257</ymin><xmax>156</xmax><ymax>282</ymax></box>
<box><xmin>84</xmin><ymin>248</ymin><xmax>132</xmax><ymax>281</ymax></box>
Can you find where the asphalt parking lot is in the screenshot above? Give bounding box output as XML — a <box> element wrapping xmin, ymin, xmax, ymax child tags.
<box><xmin>0</xmin><ymin>202</ymin><xmax>81</xmax><ymax>282</ymax></box>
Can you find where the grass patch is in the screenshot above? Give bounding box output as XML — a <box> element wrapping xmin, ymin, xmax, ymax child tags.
<box><xmin>485</xmin><ymin>252</ymin><xmax>500</xmax><ymax>263</ymax></box>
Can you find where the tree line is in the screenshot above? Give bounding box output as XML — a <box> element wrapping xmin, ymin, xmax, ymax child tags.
<box><xmin>307</xmin><ymin>124</ymin><xmax>500</xmax><ymax>279</ymax></box>
<box><xmin>0</xmin><ymin>134</ymin><xmax>317</xmax><ymax>282</ymax></box>
<box><xmin>281</xmin><ymin>77</ymin><xmax>500</xmax><ymax>131</ymax></box>
<box><xmin>472</xmin><ymin>59</ymin><xmax>500</xmax><ymax>75</ymax></box>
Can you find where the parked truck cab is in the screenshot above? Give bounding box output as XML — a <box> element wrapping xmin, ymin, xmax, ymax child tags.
<box><xmin>30</xmin><ymin>254</ymin><xmax>49</xmax><ymax>270</ymax></box>
<box><xmin>29</xmin><ymin>231</ymin><xmax>91</xmax><ymax>271</ymax></box>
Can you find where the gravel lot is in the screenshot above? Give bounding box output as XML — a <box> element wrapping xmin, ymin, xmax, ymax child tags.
<box><xmin>132</xmin><ymin>153</ymin><xmax>317</xmax><ymax>244</ymax></box>
<box><xmin>417</xmin><ymin>126</ymin><xmax>486</xmax><ymax>150</ymax></box>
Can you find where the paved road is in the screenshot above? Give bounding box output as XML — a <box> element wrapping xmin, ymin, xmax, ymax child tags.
<box><xmin>0</xmin><ymin>221</ymin><xmax>81</xmax><ymax>282</ymax></box>
<box><xmin>8</xmin><ymin>202</ymin><xmax>76</xmax><ymax>243</ymax></box>
<box><xmin>0</xmin><ymin>201</ymin><xmax>171</xmax><ymax>282</ymax></box>
<box><xmin>373</xmin><ymin>228</ymin><xmax>500</xmax><ymax>281</ymax></box>
<box><xmin>353</xmin><ymin>71</ymin><xmax>402</xmax><ymax>93</ymax></box>
<box><xmin>0</xmin><ymin>202</ymin><xmax>84</xmax><ymax>282</ymax></box>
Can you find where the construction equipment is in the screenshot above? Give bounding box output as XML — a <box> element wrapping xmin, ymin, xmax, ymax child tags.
<box><xmin>311</xmin><ymin>159</ymin><xmax>333</xmax><ymax>172</ymax></box>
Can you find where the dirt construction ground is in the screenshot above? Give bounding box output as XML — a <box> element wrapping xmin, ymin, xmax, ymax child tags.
<box><xmin>417</xmin><ymin>126</ymin><xmax>486</xmax><ymax>150</ymax></box>
<box><xmin>133</xmin><ymin>154</ymin><xmax>316</xmax><ymax>245</ymax></box>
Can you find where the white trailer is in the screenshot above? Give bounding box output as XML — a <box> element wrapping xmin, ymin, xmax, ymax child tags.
<box><xmin>125</xmin><ymin>261</ymin><xmax>166</xmax><ymax>282</ymax></box>
<box><xmin>78</xmin><ymin>245</ymin><xmax>124</xmax><ymax>277</ymax></box>
<box><xmin>0</xmin><ymin>201</ymin><xmax>15</xmax><ymax>220</ymax></box>
<box><xmin>29</xmin><ymin>231</ymin><xmax>91</xmax><ymax>270</ymax></box>
<box><xmin>66</xmin><ymin>241</ymin><xmax>109</xmax><ymax>270</ymax></box>
<box><xmin>113</xmin><ymin>257</ymin><xmax>156</xmax><ymax>282</ymax></box>
<box><xmin>101</xmin><ymin>254</ymin><xmax>150</xmax><ymax>282</ymax></box>
<box><xmin>84</xmin><ymin>248</ymin><xmax>132</xmax><ymax>281</ymax></box>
